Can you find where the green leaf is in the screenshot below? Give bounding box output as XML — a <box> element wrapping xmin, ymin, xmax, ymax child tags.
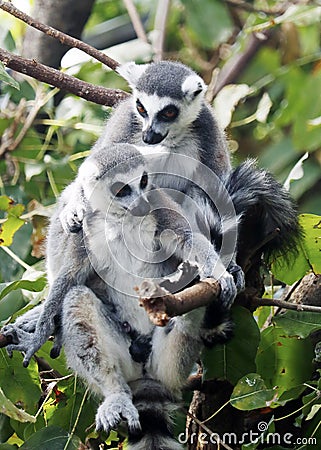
<box><xmin>0</xmin><ymin>63</ymin><xmax>19</xmax><ymax>90</ymax></box>
<box><xmin>0</xmin><ymin>351</ymin><xmax>41</xmax><ymax>415</ymax></box>
<box><xmin>20</xmin><ymin>426</ymin><xmax>81</xmax><ymax>450</ymax></box>
<box><xmin>182</xmin><ymin>0</ymin><xmax>233</xmax><ymax>49</ymax></box>
<box><xmin>203</xmin><ymin>307</ymin><xmax>260</xmax><ymax>385</ymax></box>
<box><xmin>0</xmin><ymin>197</ymin><xmax>25</xmax><ymax>247</ymax></box>
<box><xmin>256</xmin><ymin>327</ymin><xmax>314</xmax><ymax>394</ymax></box>
<box><xmin>0</xmin><ymin>445</ymin><xmax>19</xmax><ymax>450</ymax></box>
<box><xmin>44</xmin><ymin>378</ymin><xmax>96</xmax><ymax>442</ymax></box>
<box><xmin>0</xmin><ymin>413</ymin><xmax>14</xmax><ymax>443</ymax></box>
<box><xmin>230</xmin><ymin>373</ymin><xmax>277</xmax><ymax>410</ymax></box>
<box><xmin>274</xmin><ymin>311</ymin><xmax>321</xmax><ymax>338</ymax></box>
<box><xmin>0</xmin><ymin>388</ymin><xmax>35</xmax><ymax>423</ymax></box>
<box><xmin>272</xmin><ymin>213</ymin><xmax>321</xmax><ymax>284</ymax></box>
<box><xmin>0</xmin><ymin>290</ymin><xmax>25</xmax><ymax>324</ymax></box>
<box><xmin>0</xmin><ymin>277</ymin><xmax>47</xmax><ymax>301</ymax></box>
<box><xmin>306</xmin><ymin>403</ymin><xmax>321</xmax><ymax>421</ymax></box>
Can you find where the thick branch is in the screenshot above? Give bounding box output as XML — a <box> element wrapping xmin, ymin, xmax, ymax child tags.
<box><xmin>137</xmin><ymin>277</ymin><xmax>321</xmax><ymax>328</ymax></box>
<box><xmin>0</xmin><ymin>0</ymin><xmax>119</xmax><ymax>70</ymax></box>
<box><xmin>0</xmin><ymin>48</ymin><xmax>128</xmax><ymax>106</ymax></box>
<box><xmin>137</xmin><ymin>278</ymin><xmax>221</xmax><ymax>326</ymax></box>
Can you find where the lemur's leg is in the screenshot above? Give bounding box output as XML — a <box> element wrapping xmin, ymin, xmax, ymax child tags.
<box><xmin>61</xmin><ymin>285</ymin><xmax>141</xmax><ymax>435</ymax></box>
<box><xmin>147</xmin><ymin>307</ymin><xmax>205</xmax><ymax>395</ymax></box>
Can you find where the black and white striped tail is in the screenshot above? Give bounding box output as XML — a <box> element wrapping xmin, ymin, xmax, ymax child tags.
<box><xmin>128</xmin><ymin>379</ymin><xmax>184</xmax><ymax>450</ymax></box>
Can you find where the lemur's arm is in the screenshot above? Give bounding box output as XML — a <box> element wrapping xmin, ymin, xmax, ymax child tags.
<box><xmin>58</xmin><ymin>179</ymin><xmax>86</xmax><ymax>233</ymax></box>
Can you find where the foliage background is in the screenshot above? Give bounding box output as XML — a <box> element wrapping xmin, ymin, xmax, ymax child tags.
<box><xmin>0</xmin><ymin>0</ymin><xmax>321</xmax><ymax>449</ymax></box>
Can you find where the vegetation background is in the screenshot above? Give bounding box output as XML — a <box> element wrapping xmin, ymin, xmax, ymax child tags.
<box><xmin>0</xmin><ymin>0</ymin><xmax>321</xmax><ymax>449</ymax></box>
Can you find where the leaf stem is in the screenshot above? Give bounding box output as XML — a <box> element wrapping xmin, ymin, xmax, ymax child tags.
<box><xmin>0</xmin><ymin>246</ymin><xmax>31</xmax><ymax>270</ymax></box>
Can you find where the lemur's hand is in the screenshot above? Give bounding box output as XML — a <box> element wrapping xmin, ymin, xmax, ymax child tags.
<box><xmin>59</xmin><ymin>201</ymin><xmax>85</xmax><ymax>233</ymax></box>
<box><xmin>218</xmin><ymin>271</ymin><xmax>238</xmax><ymax>308</ymax></box>
<box><xmin>228</xmin><ymin>262</ymin><xmax>245</xmax><ymax>293</ymax></box>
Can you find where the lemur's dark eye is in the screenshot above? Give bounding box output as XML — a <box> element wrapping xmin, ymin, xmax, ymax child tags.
<box><xmin>111</xmin><ymin>182</ymin><xmax>132</xmax><ymax>198</ymax></box>
<box><xmin>136</xmin><ymin>100</ymin><xmax>147</xmax><ymax>117</ymax></box>
<box><xmin>158</xmin><ymin>105</ymin><xmax>179</xmax><ymax>122</ymax></box>
<box><xmin>140</xmin><ymin>172</ymin><xmax>148</xmax><ymax>189</ymax></box>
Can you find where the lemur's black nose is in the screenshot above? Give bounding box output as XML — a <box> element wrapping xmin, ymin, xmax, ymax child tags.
<box><xmin>129</xmin><ymin>197</ymin><xmax>151</xmax><ymax>217</ymax></box>
<box><xmin>142</xmin><ymin>129</ymin><xmax>165</xmax><ymax>145</ymax></box>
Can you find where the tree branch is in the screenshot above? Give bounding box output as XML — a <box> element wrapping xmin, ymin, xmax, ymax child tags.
<box><xmin>153</xmin><ymin>0</ymin><xmax>170</xmax><ymax>62</ymax></box>
<box><xmin>123</xmin><ymin>0</ymin><xmax>148</xmax><ymax>43</ymax></box>
<box><xmin>137</xmin><ymin>278</ymin><xmax>221</xmax><ymax>326</ymax></box>
<box><xmin>249</xmin><ymin>297</ymin><xmax>321</xmax><ymax>313</ymax></box>
<box><xmin>207</xmin><ymin>29</ymin><xmax>272</xmax><ymax>101</ymax></box>
<box><xmin>0</xmin><ymin>0</ymin><xmax>119</xmax><ymax>71</ymax></box>
<box><xmin>0</xmin><ymin>48</ymin><xmax>129</xmax><ymax>106</ymax></box>
<box><xmin>137</xmin><ymin>276</ymin><xmax>321</xmax><ymax>328</ymax></box>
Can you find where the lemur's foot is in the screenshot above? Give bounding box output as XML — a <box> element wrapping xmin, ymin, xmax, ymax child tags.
<box><xmin>96</xmin><ymin>393</ymin><xmax>141</xmax><ymax>435</ymax></box>
<box><xmin>2</xmin><ymin>326</ymin><xmax>48</xmax><ymax>367</ymax></box>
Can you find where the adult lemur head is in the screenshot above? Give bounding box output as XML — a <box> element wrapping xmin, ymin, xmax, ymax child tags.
<box><xmin>117</xmin><ymin>61</ymin><xmax>207</xmax><ymax>146</ymax></box>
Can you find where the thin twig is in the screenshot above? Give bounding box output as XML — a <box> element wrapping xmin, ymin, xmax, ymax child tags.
<box><xmin>186</xmin><ymin>410</ymin><xmax>234</xmax><ymax>450</ymax></box>
<box><xmin>209</xmin><ymin>29</ymin><xmax>272</xmax><ymax>100</ymax></box>
<box><xmin>251</xmin><ymin>297</ymin><xmax>321</xmax><ymax>313</ymax></box>
<box><xmin>153</xmin><ymin>0</ymin><xmax>170</xmax><ymax>62</ymax></box>
<box><xmin>0</xmin><ymin>48</ymin><xmax>129</xmax><ymax>107</ymax></box>
<box><xmin>123</xmin><ymin>0</ymin><xmax>148</xmax><ymax>43</ymax></box>
<box><xmin>0</xmin><ymin>0</ymin><xmax>119</xmax><ymax>70</ymax></box>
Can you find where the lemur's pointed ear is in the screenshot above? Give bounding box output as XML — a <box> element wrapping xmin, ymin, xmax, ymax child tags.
<box><xmin>116</xmin><ymin>62</ymin><xmax>149</xmax><ymax>89</ymax></box>
<box><xmin>182</xmin><ymin>74</ymin><xmax>206</xmax><ymax>102</ymax></box>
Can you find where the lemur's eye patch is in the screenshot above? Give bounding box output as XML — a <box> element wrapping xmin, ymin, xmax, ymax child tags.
<box><xmin>111</xmin><ymin>182</ymin><xmax>132</xmax><ymax>198</ymax></box>
<box><xmin>140</xmin><ymin>172</ymin><xmax>148</xmax><ymax>189</ymax></box>
<box><xmin>158</xmin><ymin>105</ymin><xmax>179</xmax><ymax>122</ymax></box>
<box><xmin>136</xmin><ymin>100</ymin><xmax>148</xmax><ymax>117</ymax></box>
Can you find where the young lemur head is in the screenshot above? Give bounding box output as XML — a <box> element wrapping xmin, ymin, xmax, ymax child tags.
<box><xmin>117</xmin><ymin>61</ymin><xmax>206</xmax><ymax>145</ymax></box>
<box><xmin>79</xmin><ymin>143</ymin><xmax>151</xmax><ymax>217</ymax></box>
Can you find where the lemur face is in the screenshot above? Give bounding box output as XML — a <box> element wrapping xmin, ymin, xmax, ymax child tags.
<box><xmin>135</xmin><ymin>94</ymin><xmax>180</xmax><ymax>145</ymax></box>
<box><xmin>117</xmin><ymin>61</ymin><xmax>206</xmax><ymax>146</ymax></box>
<box><xmin>109</xmin><ymin>169</ymin><xmax>151</xmax><ymax>217</ymax></box>
<box><xmin>133</xmin><ymin>83</ymin><xmax>204</xmax><ymax>146</ymax></box>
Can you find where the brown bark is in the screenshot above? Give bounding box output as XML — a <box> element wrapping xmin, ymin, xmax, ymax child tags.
<box><xmin>0</xmin><ymin>0</ymin><xmax>112</xmax><ymax>70</ymax></box>
<box><xmin>0</xmin><ymin>48</ymin><xmax>128</xmax><ymax>107</ymax></box>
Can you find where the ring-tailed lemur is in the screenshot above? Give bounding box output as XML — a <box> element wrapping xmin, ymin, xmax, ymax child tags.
<box><xmin>4</xmin><ymin>143</ymin><xmax>237</xmax><ymax>449</ymax></box>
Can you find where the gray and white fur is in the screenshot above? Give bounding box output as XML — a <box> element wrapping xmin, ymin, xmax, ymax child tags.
<box><xmin>60</xmin><ymin>61</ymin><xmax>231</xmax><ymax>236</ymax></box>
<box><xmin>58</xmin><ymin>60</ymin><xmax>241</xmax><ymax>308</ymax></box>
<box><xmin>3</xmin><ymin>143</ymin><xmax>234</xmax><ymax>449</ymax></box>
